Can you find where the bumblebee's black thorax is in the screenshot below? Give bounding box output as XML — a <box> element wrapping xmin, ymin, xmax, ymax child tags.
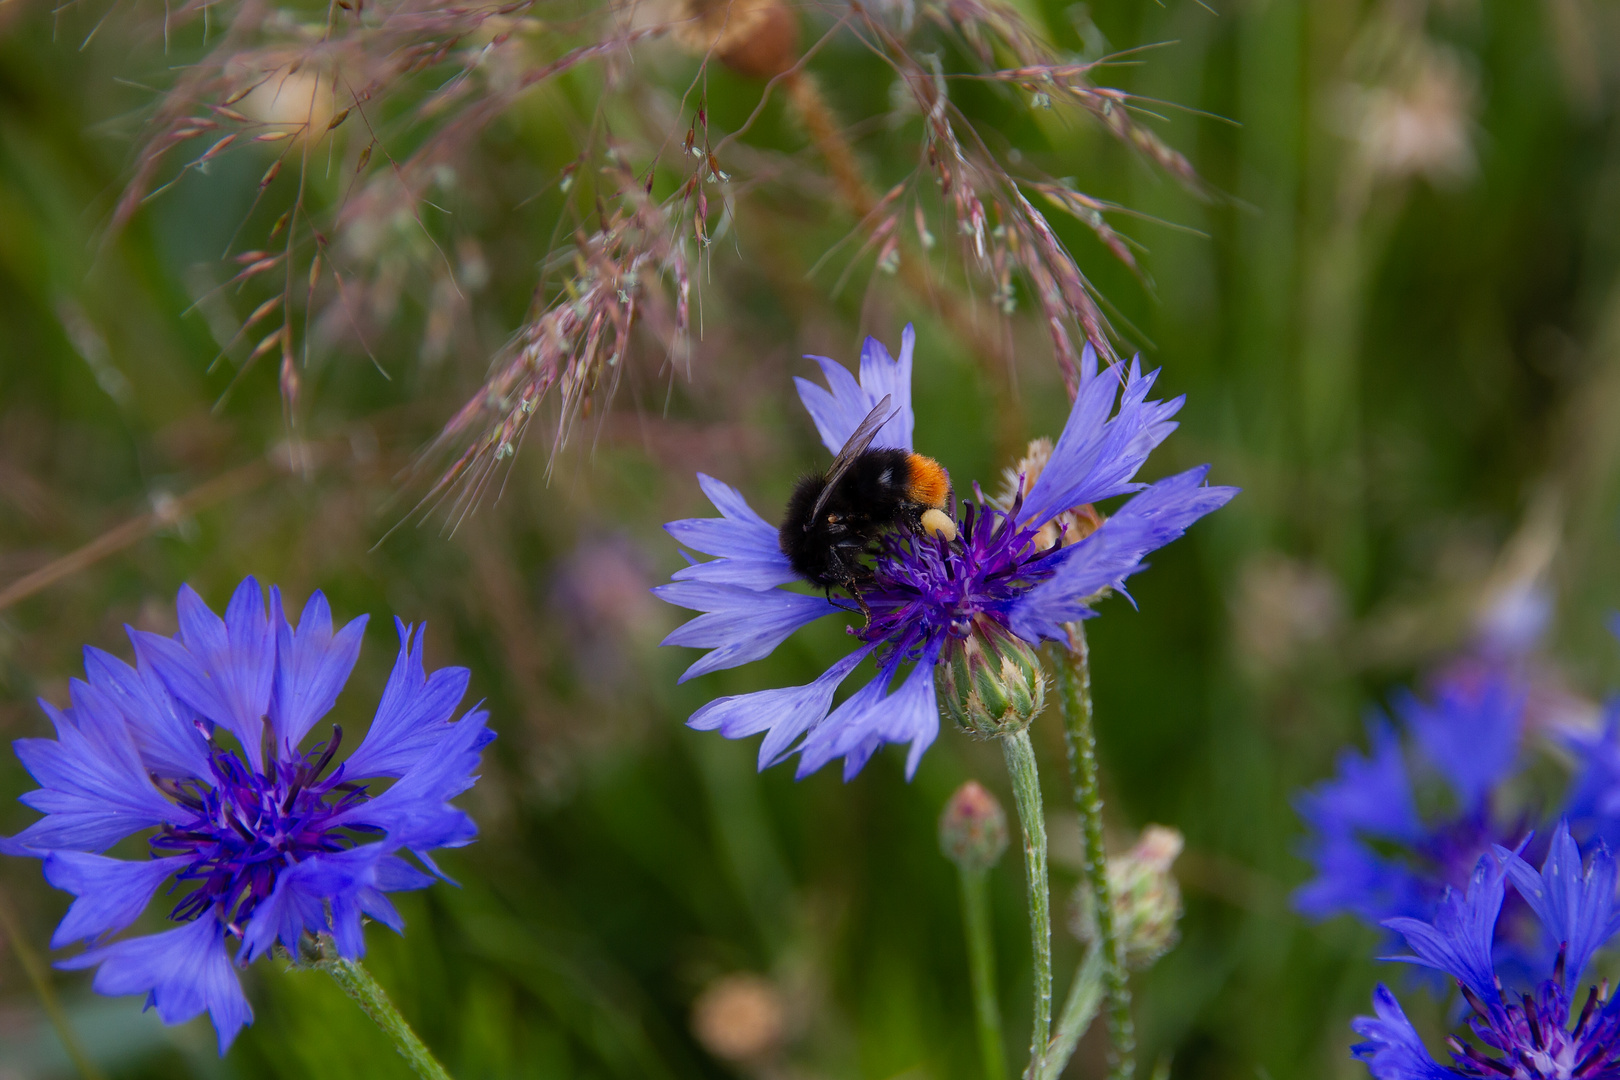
<box><xmin>778</xmin><ymin>449</ymin><xmax>921</xmax><ymax>587</ymax></box>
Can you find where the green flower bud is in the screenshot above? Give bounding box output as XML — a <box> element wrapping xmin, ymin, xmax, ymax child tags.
<box><xmin>1070</xmin><ymin>825</ymin><xmax>1185</xmax><ymax>970</ymax></box>
<box><xmin>937</xmin><ymin>624</ymin><xmax>1048</xmax><ymax>737</ymax></box>
<box><xmin>939</xmin><ymin>780</ymin><xmax>1009</xmax><ymax>874</ymax></box>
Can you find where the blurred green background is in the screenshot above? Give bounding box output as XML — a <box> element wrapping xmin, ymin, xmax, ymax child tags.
<box><xmin>4</xmin><ymin>0</ymin><xmax>1620</xmax><ymax>1076</ymax></box>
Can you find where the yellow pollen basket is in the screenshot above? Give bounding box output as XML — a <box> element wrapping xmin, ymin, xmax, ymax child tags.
<box><xmin>920</xmin><ymin>507</ymin><xmax>958</xmax><ymax>542</ymax></box>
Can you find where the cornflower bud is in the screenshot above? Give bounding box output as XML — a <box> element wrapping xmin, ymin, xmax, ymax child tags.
<box><xmin>938</xmin><ymin>622</ymin><xmax>1048</xmax><ymax>737</ymax></box>
<box><xmin>1070</xmin><ymin>825</ymin><xmax>1185</xmax><ymax>969</ymax></box>
<box><xmin>939</xmin><ymin>780</ymin><xmax>1010</xmax><ymax>873</ymax></box>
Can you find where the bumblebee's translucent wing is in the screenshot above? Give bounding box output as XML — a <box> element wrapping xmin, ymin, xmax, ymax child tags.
<box><xmin>808</xmin><ymin>395</ymin><xmax>895</xmax><ymax>526</ymax></box>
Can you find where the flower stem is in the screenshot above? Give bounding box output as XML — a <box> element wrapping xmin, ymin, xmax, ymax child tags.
<box><xmin>1000</xmin><ymin>728</ymin><xmax>1051</xmax><ymax>1079</ymax></box>
<box><xmin>957</xmin><ymin>863</ymin><xmax>1009</xmax><ymax>1080</ymax></box>
<box><xmin>1054</xmin><ymin>624</ymin><xmax>1135</xmax><ymax>1080</ymax></box>
<box><xmin>313</xmin><ymin>942</ymin><xmax>453</xmax><ymax>1080</ymax></box>
<box><xmin>1039</xmin><ymin>944</ymin><xmax>1106</xmax><ymax>1080</ymax></box>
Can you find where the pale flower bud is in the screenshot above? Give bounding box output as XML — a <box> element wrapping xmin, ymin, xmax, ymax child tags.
<box><xmin>939</xmin><ymin>780</ymin><xmax>1010</xmax><ymax>873</ymax></box>
<box><xmin>1070</xmin><ymin>825</ymin><xmax>1185</xmax><ymax>969</ymax></box>
<box><xmin>691</xmin><ymin>973</ymin><xmax>786</xmax><ymax>1063</ymax></box>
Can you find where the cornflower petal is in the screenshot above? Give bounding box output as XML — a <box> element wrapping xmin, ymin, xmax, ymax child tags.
<box><xmin>62</xmin><ymin>678</ymin><xmax>168</xmax><ymax>800</ymax></box>
<box><xmin>1497</xmin><ymin>821</ymin><xmax>1618</xmax><ymax>994</ymax></box>
<box><xmin>1005</xmin><ymin>519</ymin><xmax>1154</xmax><ymax>643</ymax></box>
<box><xmin>857</xmin><ymin>325</ymin><xmax>916</xmax><ymax>451</ymax></box>
<box><xmin>1350</xmin><ymin>984</ymin><xmax>1458</xmax><ymax>1080</ymax></box>
<box><xmin>237</xmin><ymin>856</ymin><xmax>334</xmax><ymax>964</ymax></box>
<box><xmin>130</xmin><ymin>581</ymin><xmax>275</xmax><ymax>773</ymax></box>
<box><xmin>1296</xmin><ymin>719</ymin><xmax>1424</xmax><ymax>843</ymax></box>
<box><xmin>127</xmin><ymin>631</ymin><xmax>227</xmax><ymax>735</ymax></box>
<box><xmin>1294</xmin><ymin>830</ymin><xmax>1427</xmax><ymax>924</ymax></box>
<box><xmin>796</xmin><ymin>645</ymin><xmax>942</xmax><ymax>782</ymax></box>
<box><xmin>667</xmin><ymin>474</ymin><xmax>798</xmax><ymax>591</ymax></box>
<box><xmin>333</xmin><ymin>706</ymin><xmax>492</xmax><ymax>851</ymax></box>
<box><xmin>323</xmin><ymin>847</ymin><xmax>430</xmax><ymax>959</ymax></box>
<box><xmin>1018</xmin><ymin>351</ymin><xmax>1185</xmax><ymax>528</ymax></box>
<box><xmin>1398</xmin><ymin>673</ymin><xmax>1524</xmax><ymax>811</ymax></box>
<box><xmin>82</xmin><ymin>645</ymin><xmax>211</xmax><ymax>780</ymax></box>
<box><xmin>794</xmin><ymin>667</ymin><xmax>889</xmax><ymax>781</ymax></box>
<box><xmin>1293</xmin><ymin>719</ymin><xmax>1434</xmax><ymax>926</ymax></box>
<box><xmin>1382</xmin><ymin>854</ymin><xmax>1505</xmax><ymax>1007</ymax></box>
<box><xmin>4</xmin><ymin>691</ymin><xmax>178</xmax><ymax>855</ymax></box>
<box><xmin>795</xmin><ymin>326</ymin><xmax>915</xmax><ymax>454</ymax></box>
<box><xmin>654</xmin><ymin>581</ymin><xmax>838</xmax><ymax>683</ymax></box>
<box><xmin>343</xmin><ymin>620</ymin><xmax>473</xmax><ymax>780</ymax></box>
<box><xmin>42</xmin><ymin>852</ymin><xmax>190</xmax><ymax>948</ymax></box>
<box><xmin>1008</xmin><ymin>467</ymin><xmax>1237</xmax><ymax>643</ymax></box>
<box><xmin>794</xmin><ymin>358</ymin><xmax>867</xmax><ymax>453</ymax></box>
<box><xmin>269</xmin><ymin>588</ymin><xmax>368</xmax><ymax>754</ymax></box>
<box><xmin>1565</xmin><ymin>705</ymin><xmax>1620</xmax><ymax>833</ymax></box>
<box><xmin>174</xmin><ymin>579</ymin><xmax>276</xmax><ymax>772</ymax></box>
<box><xmin>672</xmin><ymin>557</ymin><xmax>800</xmax><ymax>591</ymax></box>
<box><xmin>689</xmin><ymin>645</ymin><xmax>874</xmax><ymax>769</ymax></box>
<box><xmin>59</xmin><ymin>917</ymin><xmax>253</xmax><ymax>1054</ymax></box>
<box><xmin>239</xmin><ymin>846</ymin><xmax>428</xmax><ymax>964</ymax></box>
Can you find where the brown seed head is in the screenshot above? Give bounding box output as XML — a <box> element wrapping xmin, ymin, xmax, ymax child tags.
<box><xmin>670</xmin><ymin>0</ymin><xmax>800</xmax><ymax>80</ymax></box>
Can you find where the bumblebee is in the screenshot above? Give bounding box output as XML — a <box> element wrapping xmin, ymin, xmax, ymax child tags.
<box><xmin>779</xmin><ymin>395</ymin><xmax>958</xmax><ymax>593</ymax></box>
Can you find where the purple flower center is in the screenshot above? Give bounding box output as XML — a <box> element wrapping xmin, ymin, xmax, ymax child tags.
<box><xmin>148</xmin><ymin>727</ymin><xmax>373</xmax><ymax>930</ymax></box>
<box><xmin>859</xmin><ymin>493</ymin><xmax>1061</xmax><ymax>657</ymax></box>
<box><xmin>1450</xmin><ymin>963</ymin><xmax>1620</xmax><ymax>1078</ymax></box>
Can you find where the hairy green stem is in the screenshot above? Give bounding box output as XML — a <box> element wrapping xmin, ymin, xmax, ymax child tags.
<box><xmin>313</xmin><ymin>942</ymin><xmax>453</xmax><ymax>1080</ymax></box>
<box><xmin>0</xmin><ymin>888</ymin><xmax>106</xmax><ymax>1080</ymax></box>
<box><xmin>1054</xmin><ymin>624</ymin><xmax>1135</xmax><ymax>1080</ymax></box>
<box><xmin>1040</xmin><ymin>945</ymin><xmax>1106</xmax><ymax>1080</ymax></box>
<box><xmin>1000</xmin><ymin>728</ymin><xmax>1051</xmax><ymax>1079</ymax></box>
<box><xmin>957</xmin><ymin>864</ymin><xmax>1009</xmax><ymax>1080</ymax></box>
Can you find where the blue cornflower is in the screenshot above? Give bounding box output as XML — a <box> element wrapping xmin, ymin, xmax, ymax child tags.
<box><xmin>1563</xmin><ymin>700</ymin><xmax>1620</xmax><ymax>853</ymax></box>
<box><xmin>1296</xmin><ymin>667</ymin><xmax>1533</xmax><ymax>933</ymax></box>
<box><xmin>0</xmin><ymin>578</ymin><xmax>494</xmax><ymax>1052</ymax></box>
<box><xmin>1555</xmin><ymin>618</ymin><xmax>1620</xmax><ymax>852</ymax></box>
<box><xmin>654</xmin><ymin>327</ymin><xmax>1236</xmax><ymax>780</ymax></box>
<box><xmin>1352</xmin><ymin>822</ymin><xmax>1620</xmax><ymax>1079</ymax></box>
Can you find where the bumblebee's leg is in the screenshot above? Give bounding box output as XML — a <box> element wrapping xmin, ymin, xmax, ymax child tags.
<box><xmin>847</xmin><ymin>582</ymin><xmax>873</xmax><ymax>627</ymax></box>
<box><xmin>824</xmin><ymin>583</ymin><xmax>861</xmax><ymax>617</ymax></box>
